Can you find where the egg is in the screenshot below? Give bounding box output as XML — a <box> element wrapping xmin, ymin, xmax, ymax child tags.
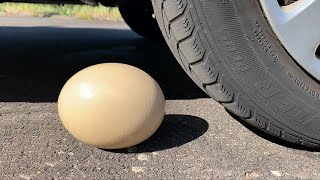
<box><xmin>58</xmin><ymin>63</ymin><xmax>165</xmax><ymax>149</ymax></box>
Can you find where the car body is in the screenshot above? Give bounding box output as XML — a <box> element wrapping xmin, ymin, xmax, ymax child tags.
<box><xmin>0</xmin><ymin>0</ymin><xmax>161</xmax><ymax>38</ymax></box>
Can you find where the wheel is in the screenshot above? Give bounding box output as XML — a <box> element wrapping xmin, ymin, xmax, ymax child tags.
<box><xmin>152</xmin><ymin>0</ymin><xmax>320</xmax><ymax>147</ymax></box>
<box><xmin>117</xmin><ymin>0</ymin><xmax>162</xmax><ymax>39</ymax></box>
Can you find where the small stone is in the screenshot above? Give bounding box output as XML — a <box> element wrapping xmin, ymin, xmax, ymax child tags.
<box><xmin>132</xmin><ymin>167</ymin><xmax>144</xmax><ymax>173</ymax></box>
<box><xmin>152</xmin><ymin>152</ymin><xmax>159</xmax><ymax>156</ymax></box>
<box><xmin>19</xmin><ymin>174</ymin><xmax>31</xmax><ymax>180</ymax></box>
<box><xmin>137</xmin><ymin>154</ymin><xmax>149</xmax><ymax>161</ymax></box>
<box><xmin>244</xmin><ymin>171</ymin><xmax>259</xmax><ymax>179</ymax></box>
<box><xmin>57</xmin><ymin>150</ymin><xmax>65</xmax><ymax>155</ymax></box>
<box><xmin>271</xmin><ymin>170</ymin><xmax>281</xmax><ymax>177</ymax></box>
<box><xmin>45</xmin><ymin>162</ymin><xmax>55</xmax><ymax>167</ymax></box>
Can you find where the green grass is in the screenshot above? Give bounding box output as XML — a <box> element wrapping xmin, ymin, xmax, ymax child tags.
<box><xmin>0</xmin><ymin>3</ymin><xmax>122</xmax><ymax>20</ymax></box>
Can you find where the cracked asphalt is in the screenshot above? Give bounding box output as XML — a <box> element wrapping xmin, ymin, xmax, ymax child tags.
<box><xmin>0</xmin><ymin>16</ymin><xmax>319</xmax><ymax>180</ymax></box>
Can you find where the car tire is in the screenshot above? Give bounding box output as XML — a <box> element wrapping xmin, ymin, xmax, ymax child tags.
<box><xmin>118</xmin><ymin>0</ymin><xmax>162</xmax><ymax>39</ymax></box>
<box><xmin>152</xmin><ymin>0</ymin><xmax>320</xmax><ymax>147</ymax></box>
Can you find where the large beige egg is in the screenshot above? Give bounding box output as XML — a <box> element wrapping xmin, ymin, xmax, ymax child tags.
<box><xmin>58</xmin><ymin>63</ymin><xmax>165</xmax><ymax>149</ymax></box>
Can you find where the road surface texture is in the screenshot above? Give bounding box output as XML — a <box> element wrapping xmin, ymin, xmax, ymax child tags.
<box><xmin>0</xmin><ymin>16</ymin><xmax>319</xmax><ymax>180</ymax></box>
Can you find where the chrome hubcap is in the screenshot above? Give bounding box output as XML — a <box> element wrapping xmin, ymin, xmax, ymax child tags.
<box><xmin>259</xmin><ymin>0</ymin><xmax>320</xmax><ymax>80</ymax></box>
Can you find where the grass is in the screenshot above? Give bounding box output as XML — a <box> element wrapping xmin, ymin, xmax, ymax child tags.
<box><xmin>0</xmin><ymin>3</ymin><xmax>122</xmax><ymax>20</ymax></box>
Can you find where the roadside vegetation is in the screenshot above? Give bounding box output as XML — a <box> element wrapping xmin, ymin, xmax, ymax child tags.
<box><xmin>0</xmin><ymin>3</ymin><xmax>122</xmax><ymax>20</ymax></box>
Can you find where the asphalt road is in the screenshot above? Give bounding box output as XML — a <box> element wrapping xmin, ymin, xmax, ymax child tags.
<box><xmin>0</xmin><ymin>16</ymin><xmax>320</xmax><ymax>180</ymax></box>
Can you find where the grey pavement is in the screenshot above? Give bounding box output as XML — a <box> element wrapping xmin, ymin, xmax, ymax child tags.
<box><xmin>0</xmin><ymin>16</ymin><xmax>319</xmax><ymax>180</ymax></box>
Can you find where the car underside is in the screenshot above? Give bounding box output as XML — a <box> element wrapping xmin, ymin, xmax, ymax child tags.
<box><xmin>0</xmin><ymin>0</ymin><xmax>162</xmax><ymax>39</ymax></box>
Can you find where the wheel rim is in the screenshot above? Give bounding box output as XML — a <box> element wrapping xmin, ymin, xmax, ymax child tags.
<box><xmin>259</xmin><ymin>0</ymin><xmax>320</xmax><ymax>80</ymax></box>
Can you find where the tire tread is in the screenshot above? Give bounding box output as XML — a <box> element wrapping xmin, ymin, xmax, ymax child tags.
<box><xmin>155</xmin><ymin>0</ymin><xmax>320</xmax><ymax>147</ymax></box>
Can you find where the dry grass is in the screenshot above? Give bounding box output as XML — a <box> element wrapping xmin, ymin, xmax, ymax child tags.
<box><xmin>0</xmin><ymin>3</ymin><xmax>122</xmax><ymax>20</ymax></box>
